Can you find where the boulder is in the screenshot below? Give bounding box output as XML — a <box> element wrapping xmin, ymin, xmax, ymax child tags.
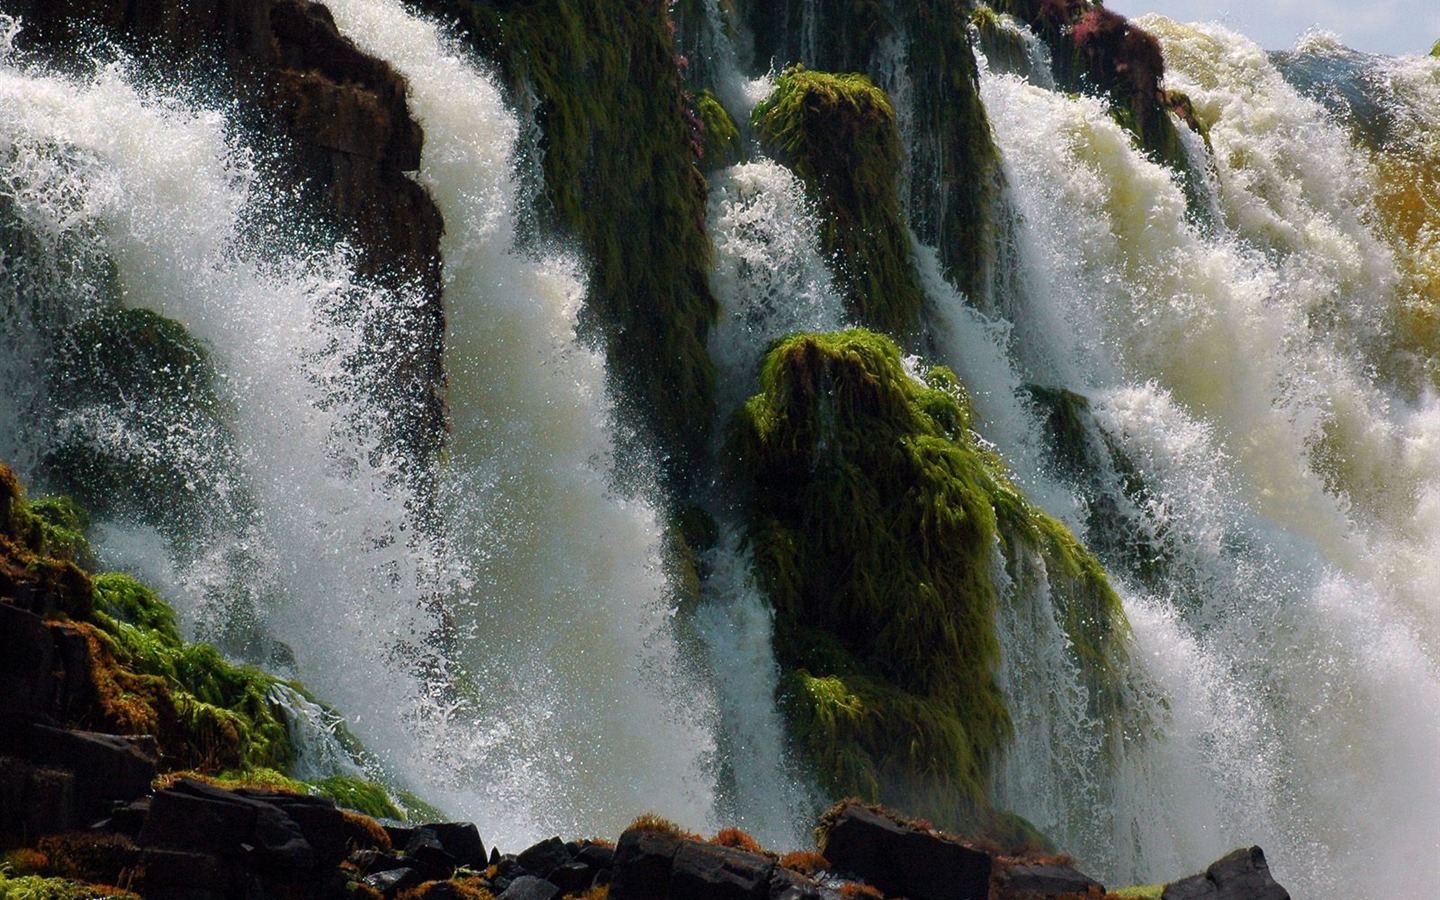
<box><xmin>609</xmin><ymin>827</ymin><xmax>685</xmax><ymax>900</ymax></box>
<box><xmin>235</xmin><ymin>786</ymin><xmax>348</xmax><ymax>868</ymax></box>
<box><xmin>669</xmin><ymin>840</ymin><xmax>775</xmax><ymax>900</ymax></box>
<box><xmin>1164</xmin><ymin>847</ymin><xmax>1290</xmax><ymax>900</ymax></box>
<box><xmin>497</xmin><ymin>875</ymin><xmax>562</xmax><ymax>900</ymax></box>
<box><xmin>139</xmin><ymin>778</ymin><xmax>318</xmax><ymax>873</ymax></box>
<box><xmin>517</xmin><ymin>835</ymin><xmax>573</xmax><ymax>879</ymax></box>
<box><xmin>27</xmin><ymin>724</ymin><xmax>157</xmax><ymax>820</ymax></box>
<box><xmin>0</xmin><ymin>603</ymin><xmax>57</xmax><ymax>721</ymax></box>
<box><xmin>769</xmin><ymin>866</ymin><xmax>841</xmax><ymax>900</ymax></box>
<box><xmin>820</xmin><ymin>804</ymin><xmax>992</xmax><ymax>900</ymax></box>
<box><xmin>426</xmin><ymin>821</ymin><xmax>488</xmax><ymax>869</ymax></box>
<box><xmin>999</xmin><ymin>862</ymin><xmax>1105</xmax><ymax>897</ymax></box>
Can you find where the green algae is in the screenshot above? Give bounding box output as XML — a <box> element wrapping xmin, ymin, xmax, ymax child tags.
<box><xmin>754</xmin><ymin>67</ymin><xmax>925</xmax><ymax>337</ymax></box>
<box><xmin>412</xmin><ymin>0</ymin><xmax>720</xmax><ymax>497</ymax></box>
<box><xmin>735</xmin><ymin>330</ymin><xmax>1129</xmax><ymax>828</ymax></box>
<box><xmin>0</xmin><ymin>870</ymin><xmax>136</xmax><ymax>900</ymax></box>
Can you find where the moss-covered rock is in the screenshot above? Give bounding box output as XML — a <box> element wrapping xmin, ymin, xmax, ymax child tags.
<box><xmin>734</xmin><ymin>331</ymin><xmax>1128</xmax><ymax>829</ymax></box>
<box><xmin>754</xmin><ymin>67</ymin><xmax>925</xmax><ymax>337</ymax></box>
<box><xmin>45</xmin><ymin>307</ymin><xmax>245</xmax><ymax>537</ymax></box>
<box><xmin>412</xmin><ymin>0</ymin><xmax>720</xmax><ymax>498</ymax></box>
<box><xmin>733</xmin><ymin>0</ymin><xmax>1002</xmax><ymax>303</ymax></box>
<box><xmin>696</xmin><ymin>89</ymin><xmax>745</xmax><ymax>172</ymax></box>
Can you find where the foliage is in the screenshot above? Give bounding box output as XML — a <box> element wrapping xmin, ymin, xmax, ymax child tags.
<box><xmin>754</xmin><ymin>67</ymin><xmax>924</xmax><ymax>337</ymax></box>
<box><xmin>0</xmin><ymin>868</ymin><xmax>137</xmax><ymax>900</ymax></box>
<box><xmin>735</xmin><ymin>331</ymin><xmax>1128</xmax><ymax>829</ymax></box>
<box><xmin>409</xmin><ymin>0</ymin><xmax>719</xmax><ymax>497</ymax></box>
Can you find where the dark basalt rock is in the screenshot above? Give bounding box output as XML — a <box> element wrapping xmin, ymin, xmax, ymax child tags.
<box><xmin>424</xmin><ymin>821</ymin><xmax>488</xmax><ymax>869</ymax></box>
<box><xmin>998</xmin><ymin>861</ymin><xmax>1106</xmax><ymax>897</ymax></box>
<box><xmin>821</xmin><ymin>804</ymin><xmax>992</xmax><ymax>900</ymax></box>
<box><xmin>364</xmin><ymin>865</ymin><xmax>424</xmax><ymax>896</ymax></box>
<box><xmin>669</xmin><ymin>840</ymin><xmax>775</xmax><ymax>900</ymax></box>
<box><xmin>768</xmin><ymin>867</ymin><xmax>842</xmax><ymax>900</ymax></box>
<box><xmin>609</xmin><ymin>827</ymin><xmax>685</xmax><ymax>900</ymax></box>
<box><xmin>1163</xmin><ymin>847</ymin><xmax>1291</xmax><ymax>900</ymax></box>
<box><xmin>26</xmin><ymin>724</ymin><xmax>158</xmax><ymax>823</ymax></box>
<box><xmin>4</xmin><ymin>0</ymin><xmax>447</xmax><ymax>464</ymax></box>
<box><xmin>497</xmin><ymin>875</ymin><xmax>562</xmax><ymax>900</ymax></box>
<box><xmin>517</xmin><ymin>834</ymin><xmax>573</xmax><ymax>879</ymax></box>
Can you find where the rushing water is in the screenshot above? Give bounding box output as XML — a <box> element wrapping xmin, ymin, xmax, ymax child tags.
<box><xmin>7</xmin><ymin>0</ymin><xmax>1440</xmax><ymax>892</ymax></box>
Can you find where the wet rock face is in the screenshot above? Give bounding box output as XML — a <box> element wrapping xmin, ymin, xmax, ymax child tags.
<box><xmin>1163</xmin><ymin>847</ymin><xmax>1291</xmax><ymax>900</ymax></box>
<box><xmin>5</xmin><ymin>0</ymin><xmax>447</xmax><ymax>463</ymax></box>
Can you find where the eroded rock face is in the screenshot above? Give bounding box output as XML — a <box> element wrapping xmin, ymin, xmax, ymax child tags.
<box><xmin>5</xmin><ymin>0</ymin><xmax>447</xmax><ymax>463</ymax></box>
<box><xmin>820</xmin><ymin>803</ymin><xmax>992</xmax><ymax>900</ymax></box>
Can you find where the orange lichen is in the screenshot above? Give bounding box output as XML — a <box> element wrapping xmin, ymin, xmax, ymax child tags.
<box><xmin>778</xmin><ymin>850</ymin><xmax>830</xmax><ymax>876</ymax></box>
<box><xmin>709</xmin><ymin>827</ymin><xmax>765</xmax><ymax>854</ymax></box>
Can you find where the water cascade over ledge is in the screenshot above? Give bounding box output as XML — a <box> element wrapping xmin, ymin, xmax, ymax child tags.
<box><xmin>4</xmin><ymin>0</ymin><xmax>1440</xmax><ymax>895</ymax></box>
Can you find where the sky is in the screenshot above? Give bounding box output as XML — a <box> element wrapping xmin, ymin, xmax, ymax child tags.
<box><xmin>1104</xmin><ymin>0</ymin><xmax>1440</xmax><ymax>57</ymax></box>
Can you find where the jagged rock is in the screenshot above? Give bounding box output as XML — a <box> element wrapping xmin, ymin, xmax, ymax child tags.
<box><xmin>517</xmin><ymin>835</ymin><xmax>573</xmax><ymax>879</ymax></box>
<box><xmin>0</xmin><ymin>602</ymin><xmax>57</xmax><ymax>720</ymax></box>
<box><xmin>670</xmin><ymin>840</ymin><xmax>775</xmax><ymax>900</ymax></box>
<box><xmin>998</xmin><ymin>862</ymin><xmax>1105</xmax><ymax>897</ymax></box>
<box><xmin>234</xmin><ymin>786</ymin><xmax>349</xmax><ymax>869</ymax></box>
<box><xmin>138</xmin><ymin>846</ymin><xmax>239</xmax><ymax>900</ymax></box>
<box><xmin>425</xmin><ymin>821</ymin><xmax>488</xmax><ymax>868</ymax></box>
<box><xmin>821</xmin><ymin>804</ymin><xmax>992</xmax><ymax>900</ymax></box>
<box><xmin>768</xmin><ymin>867</ymin><xmax>841</xmax><ymax>900</ymax></box>
<box><xmin>497</xmin><ymin>875</ymin><xmax>562</xmax><ymax>900</ymax></box>
<box><xmin>609</xmin><ymin>827</ymin><xmax>685</xmax><ymax>900</ymax></box>
<box><xmin>576</xmin><ymin>841</ymin><xmax>615</xmax><ymax>870</ymax></box>
<box><xmin>26</xmin><ymin>724</ymin><xmax>157</xmax><ymax>822</ymax></box>
<box><xmin>406</xmin><ymin>826</ymin><xmax>460</xmax><ymax>878</ymax></box>
<box><xmin>549</xmin><ymin>861</ymin><xmax>595</xmax><ymax>893</ymax></box>
<box><xmin>0</xmin><ymin>756</ymin><xmax>75</xmax><ymax>837</ymax></box>
<box><xmin>1163</xmin><ymin>847</ymin><xmax>1290</xmax><ymax>900</ymax></box>
<box><xmin>139</xmin><ymin>778</ymin><xmax>319</xmax><ymax>873</ymax></box>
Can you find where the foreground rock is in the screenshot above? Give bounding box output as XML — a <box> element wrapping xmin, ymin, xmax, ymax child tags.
<box><xmin>1163</xmin><ymin>847</ymin><xmax>1291</xmax><ymax>900</ymax></box>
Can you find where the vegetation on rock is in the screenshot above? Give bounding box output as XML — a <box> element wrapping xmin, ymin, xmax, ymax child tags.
<box><xmin>733</xmin><ymin>331</ymin><xmax>1128</xmax><ymax>831</ymax></box>
<box><xmin>412</xmin><ymin>0</ymin><xmax>720</xmax><ymax>497</ymax></box>
<box><xmin>696</xmin><ymin>89</ymin><xmax>745</xmax><ymax>172</ymax></box>
<box><xmin>731</xmin><ymin>0</ymin><xmax>1002</xmax><ymax>302</ymax></box>
<box><xmin>754</xmin><ymin>67</ymin><xmax>925</xmax><ymax>337</ymax></box>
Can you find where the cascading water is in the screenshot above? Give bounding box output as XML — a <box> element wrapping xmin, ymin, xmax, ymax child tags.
<box><xmin>973</xmin><ymin>16</ymin><xmax>1440</xmax><ymax>893</ymax></box>
<box><xmin>0</xmin><ymin>1</ymin><xmax>734</xmax><ymax>846</ymax></box>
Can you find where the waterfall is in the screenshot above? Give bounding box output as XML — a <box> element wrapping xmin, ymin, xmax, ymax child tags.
<box><xmin>975</xmin><ymin>18</ymin><xmax>1440</xmax><ymax>893</ymax></box>
<box><xmin>1</xmin><ymin>1</ymin><xmax>729</xmax><ymax>846</ymax></box>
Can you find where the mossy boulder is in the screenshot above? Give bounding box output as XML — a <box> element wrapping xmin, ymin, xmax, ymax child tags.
<box><xmin>754</xmin><ymin>67</ymin><xmax>925</xmax><ymax>337</ymax></box>
<box><xmin>734</xmin><ymin>331</ymin><xmax>1128</xmax><ymax>829</ymax></box>
<box><xmin>734</xmin><ymin>0</ymin><xmax>1002</xmax><ymax>303</ymax></box>
<box><xmin>44</xmin><ymin>307</ymin><xmax>244</xmax><ymax>537</ymax></box>
<box><xmin>1432</xmin><ymin>38</ymin><xmax>1440</xmax><ymax>58</ymax></box>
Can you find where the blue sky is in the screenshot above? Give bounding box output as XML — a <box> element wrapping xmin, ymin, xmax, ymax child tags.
<box><xmin>1104</xmin><ymin>0</ymin><xmax>1440</xmax><ymax>56</ymax></box>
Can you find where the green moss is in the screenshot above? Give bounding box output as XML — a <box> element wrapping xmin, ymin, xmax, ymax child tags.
<box><xmin>411</xmin><ymin>0</ymin><xmax>719</xmax><ymax>498</ymax></box>
<box><xmin>1431</xmin><ymin>38</ymin><xmax>1439</xmax><ymax>58</ymax></box>
<box><xmin>1</xmin><ymin>467</ymin><xmax>95</xmax><ymax>620</ymax></box>
<box><xmin>93</xmin><ymin>573</ymin><xmax>180</xmax><ymax>644</ymax></box>
<box><xmin>735</xmin><ymin>330</ymin><xmax>1129</xmax><ymax>828</ymax></box>
<box><xmin>696</xmin><ymin>89</ymin><xmax>744</xmax><ymax>172</ymax></box>
<box><xmin>0</xmin><ymin>870</ymin><xmax>136</xmax><ymax>900</ymax></box>
<box><xmin>734</xmin><ymin>0</ymin><xmax>1001</xmax><ymax>302</ymax></box>
<box><xmin>312</xmin><ymin>775</ymin><xmax>404</xmax><ymax>820</ymax></box>
<box><xmin>971</xmin><ymin>5</ymin><xmax>1038</xmax><ymax>78</ymax></box>
<box><xmin>754</xmin><ymin>67</ymin><xmax>925</xmax><ymax>337</ymax></box>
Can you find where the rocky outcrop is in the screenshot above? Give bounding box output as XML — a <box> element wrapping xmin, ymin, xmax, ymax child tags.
<box><xmin>1163</xmin><ymin>847</ymin><xmax>1291</xmax><ymax>900</ymax></box>
<box><xmin>820</xmin><ymin>803</ymin><xmax>992</xmax><ymax>900</ymax></box>
<box><xmin>5</xmin><ymin>0</ymin><xmax>447</xmax><ymax>464</ymax></box>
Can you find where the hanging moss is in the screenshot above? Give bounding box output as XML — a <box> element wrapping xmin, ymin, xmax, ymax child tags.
<box><xmin>733</xmin><ymin>0</ymin><xmax>1002</xmax><ymax>302</ymax></box>
<box><xmin>409</xmin><ymin>0</ymin><xmax>719</xmax><ymax>498</ymax></box>
<box><xmin>695</xmin><ymin>89</ymin><xmax>744</xmax><ymax>172</ymax></box>
<box><xmin>754</xmin><ymin>67</ymin><xmax>925</xmax><ymax>337</ymax></box>
<box><xmin>735</xmin><ymin>331</ymin><xmax>1128</xmax><ymax>828</ymax></box>
<box><xmin>971</xmin><ymin>5</ymin><xmax>1038</xmax><ymax>79</ymax></box>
